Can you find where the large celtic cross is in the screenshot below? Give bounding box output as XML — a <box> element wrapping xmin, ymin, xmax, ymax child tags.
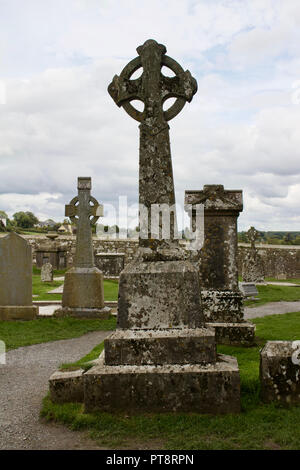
<box><xmin>108</xmin><ymin>39</ymin><xmax>197</xmax><ymax>257</ymax></box>
<box><xmin>65</xmin><ymin>177</ymin><xmax>103</xmax><ymax>268</ymax></box>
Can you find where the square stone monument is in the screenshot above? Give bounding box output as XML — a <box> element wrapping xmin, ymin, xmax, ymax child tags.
<box><xmin>35</xmin><ymin>232</ymin><xmax>67</xmax><ymax>269</ymax></box>
<box><xmin>185</xmin><ymin>185</ymin><xmax>255</xmax><ymax>345</ymax></box>
<box><xmin>0</xmin><ymin>232</ymin><xmax>38</xmax><ymax>320</ymax></box>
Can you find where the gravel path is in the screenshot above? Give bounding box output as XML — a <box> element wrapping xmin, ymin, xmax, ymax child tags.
<box><xmin>244</xmin><ymin>301</ymin><xmax>300</xmax><ymax>319</ymax></box>
<box><xmin>0</xmin><ymin>330</ymin><xmax>112</xmax><ymax>450</ymax></box>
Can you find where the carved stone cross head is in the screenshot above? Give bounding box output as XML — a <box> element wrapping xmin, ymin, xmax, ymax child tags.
<box><xmin>108</xmin><ymin>39</ymin><xmax>197</xmax><ymax>128</ymax></box>
<box><xmin>65</xmin><ymin>177</ymin><xmax>103</xmax><ymax>226</ymax></box>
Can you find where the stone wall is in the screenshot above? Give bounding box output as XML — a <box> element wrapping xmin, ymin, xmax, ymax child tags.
<box><xmin>23</xmin><ymin>235</ymin><xmax>139</xmax><ymax>268</ymax></box>
<box><xmin>22</xmin><ymin>235</ymin><xmax>300</xmax><ymax>278</ymax></box>
<box><xmin>238</xmin><ymin>243</ymin><xmax>300</xmax><ymax>279</ymax></box>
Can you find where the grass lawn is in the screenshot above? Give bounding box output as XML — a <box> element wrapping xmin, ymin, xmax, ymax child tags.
<box><xmin>265</xmin><ymin>277</ymin><xmax>300</xmax><ymax>285</ymax></box>
<box><xmin>32</xmin><ymin>267</ymin><xmax>119</xmax><ymax>301</ymax></box>
<box><xmin>20</xmin><ymin>231</ymin><xmax>47</xmax><ymax>236</ymax></box>
<box><xmin>32</xmin><ymin>275</ymin><xmax>64</xmax><ymax>301</ymax></box>
<box><xmin>41</xmin><ymin>311</ymin><xmax>300</xmax><ymax>450</ymax></box>
<box><xmin>0</xmin><ymin>316</ymin><xmax>117</xmax><ymax>350</ymax></box>
<box><xmin>245</xmin><ymin>284</ymin><xmax>300</xmax><ymax>307</ymax></box>
<box><xmin>0</xmin><ymin>268</ymin><xmax>119</xmax><ymax>350</ymax></box>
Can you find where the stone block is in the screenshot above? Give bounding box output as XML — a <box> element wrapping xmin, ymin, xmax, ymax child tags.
<box><xmin>260</xmin><ymin>341</ymin><xmax>300</xmax><ymax>405</ymax></box>
<box><xmin>206</xmin><ymin>322</ymin><xmax>256</xmax><ymax>346</ymax></box>
<box><xmin>84</xmin><ymin>353</ymin><xmax>241</xmax><ymax>414</ymax></box>
<box><xmin>118</xmin><ymin>259</ymin><xmax>204</xmax><ymax>329</ymax></box>
<box><xmin>49</xmin><ymin>369</ymin><xmax>84</xmax><ymax>403</ymax></box>
<box><xmin>0</xmin><ymin>305</ymin><xmax>38</xmax><ymax>321</ymax></box>
<box><xmin>104</xmin><ymin>328</ymin><xmax>217</xmax><ymax>365</ymax></box>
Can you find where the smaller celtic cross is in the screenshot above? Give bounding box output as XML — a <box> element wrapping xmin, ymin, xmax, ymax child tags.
<box><xmin>65</xmin><ymin>177</ymin><xmax>103</xmax><ymax>268</ymax></box>
<box><xmin>247</xmin><ymin>226</ymin><xmax>260</xmax><ymax>251</ymax></box>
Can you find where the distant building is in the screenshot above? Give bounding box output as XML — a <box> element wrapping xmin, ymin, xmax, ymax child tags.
<box><xmin>37</xmin><ymin>219</ymin><xmax>57</xmax><ymax>228</ymax></box>
<box><xmin>57</xmin><ymin>224</ymin><xmax>73</xmax><ymax>234</ymax></box>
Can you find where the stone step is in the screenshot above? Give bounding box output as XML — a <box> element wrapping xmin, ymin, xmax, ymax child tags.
<box><xmin>104</xmin><ymin>328</ymin><xmax>217</xmax><ymax>366</ymax></box>
<box><xmin>83</xmin><ymin>353</ymin><xmax>240</xmax><ymax>414</ymax></box>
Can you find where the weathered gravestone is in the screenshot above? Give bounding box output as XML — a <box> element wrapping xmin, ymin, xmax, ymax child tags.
<box><xmin>54</xmin><ymin>177</ymin><xmax>111</xmax><ymax>318</ymax></box>
<box><xmin>0</xmin><ymin>232</ymin><xmax>38</xmax><ymax>320</ymax></box>
<box><xmin>185</xmin><ymin>185</ymin><xmax>255</xmax><ymax>345</ymax></box>
<box><xmin>242</xmin><ymin>226</ymin><xmax>264</xmax><ymax>283</ymax></box>
<box><xmin>41</xmin><ymin>262</ymin><xmax>53</xmax><ymax>282</ymax></box>
<box><xmin>49</xmin><ymin>40</ymin><xmax>241</xmax><ymax>413</ymax></box>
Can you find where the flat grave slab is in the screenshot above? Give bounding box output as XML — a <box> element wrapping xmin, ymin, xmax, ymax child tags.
<box><xmin>239</xmin><ymin>282</ymin><xmax>258</xmax><ymax>298</ymax></box>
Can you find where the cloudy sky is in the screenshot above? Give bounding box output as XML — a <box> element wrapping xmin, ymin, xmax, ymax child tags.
<box><xmin>0</xmin><ymin>0</ymin><xmax>299</xmax><ymax>231</ymax></box>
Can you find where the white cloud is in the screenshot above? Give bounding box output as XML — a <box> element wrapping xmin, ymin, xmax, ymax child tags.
<box><xmin>0</xmin><ymin>192</ymin><xmax>63</xmax><ymax>221</ymax></box>
<box><xmin>0</xmin><ymin>0</ymin><xmax>299</xmax><ymax>231</ymax></box>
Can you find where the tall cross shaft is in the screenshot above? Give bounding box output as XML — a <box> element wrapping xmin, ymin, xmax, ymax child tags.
<box><xmin>65</xmin><ymin>177</ymin><xmax>102</xmax><ymax>268</ymax></box>
<box><xmin>108</xmin><ymin>40</ymin><xmax>197</xmax><ymax>254</ymax></box>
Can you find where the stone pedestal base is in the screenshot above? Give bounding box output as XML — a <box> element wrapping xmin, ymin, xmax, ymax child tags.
<box><xmin>260</xmin><ymin>341</ymin><xmax>300</xmax><ymax>405</ymax></box>
<box><xmin>49</xmin><ymin>327</ymin><xmax>241</xmax><ymax>414</ymax></box>
<box><xmin>53</xmin><ymin>306</ymin><xmax>111</xmax><ymax>319</ymax></box>
<box><xmin>206</xmin><ymin>322</ymin><xmax>255</xmax><ymax>346</ymax></box>
<box><xmin>201</xmin><ymin>289</ymin><xmax>255</xmax><ymax>346</ymax></box>
<box><xmin>0</xmin><ymin>305</ymin><xmax>38</xmax><ymax>321</ymax></box>
<box><xmin>118</xmin><ymin>259</ymin><xmax>204</xmax><ymax>329</ymax></box>
<box><xmin>61</xmin><ymin>266</ymin><xmax>106</xmax><ymax>316</ymax></box>
<box><xmin>49</xmin><ymin>260</ymin><xmax>242</xmax><ymax>414</ymax></box>
<box><xmin>84</xmin><ymin>352</ymin><xmax>240</xmax><ymax>414</ymax></box>
<box><xmin>201</xmin><ymin>289</ymin><xmax>244</xmax><ymax>323</ymax></box>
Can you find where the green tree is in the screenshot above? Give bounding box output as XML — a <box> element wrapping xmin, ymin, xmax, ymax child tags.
<box><xmin>283</xmin><ymin>233</ymin><xmax>293</xmax><ymax>245</ymax></box>
<box><xmin>0</xmin><ymin>211</ymin><xmax>9</xmax><ymax>232</ymax></box>
<box><xmin>0</xmin><ymin>210</ymin><xmax>8</xmax><ymax>219</ymax></box>
<box><xmin>238</xmin><ymin>231</ymin><xmax>248</xmax><ymax>243</ymax></box>
<box><xmin>266</xmin><ymin>237</ymin><xmax>281</xmax><ymax>245</ymax></box>
<box><xmin>13</xmin><ymin>211</ymin><xmax>39</xmax><ymax>229</ymax></box>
